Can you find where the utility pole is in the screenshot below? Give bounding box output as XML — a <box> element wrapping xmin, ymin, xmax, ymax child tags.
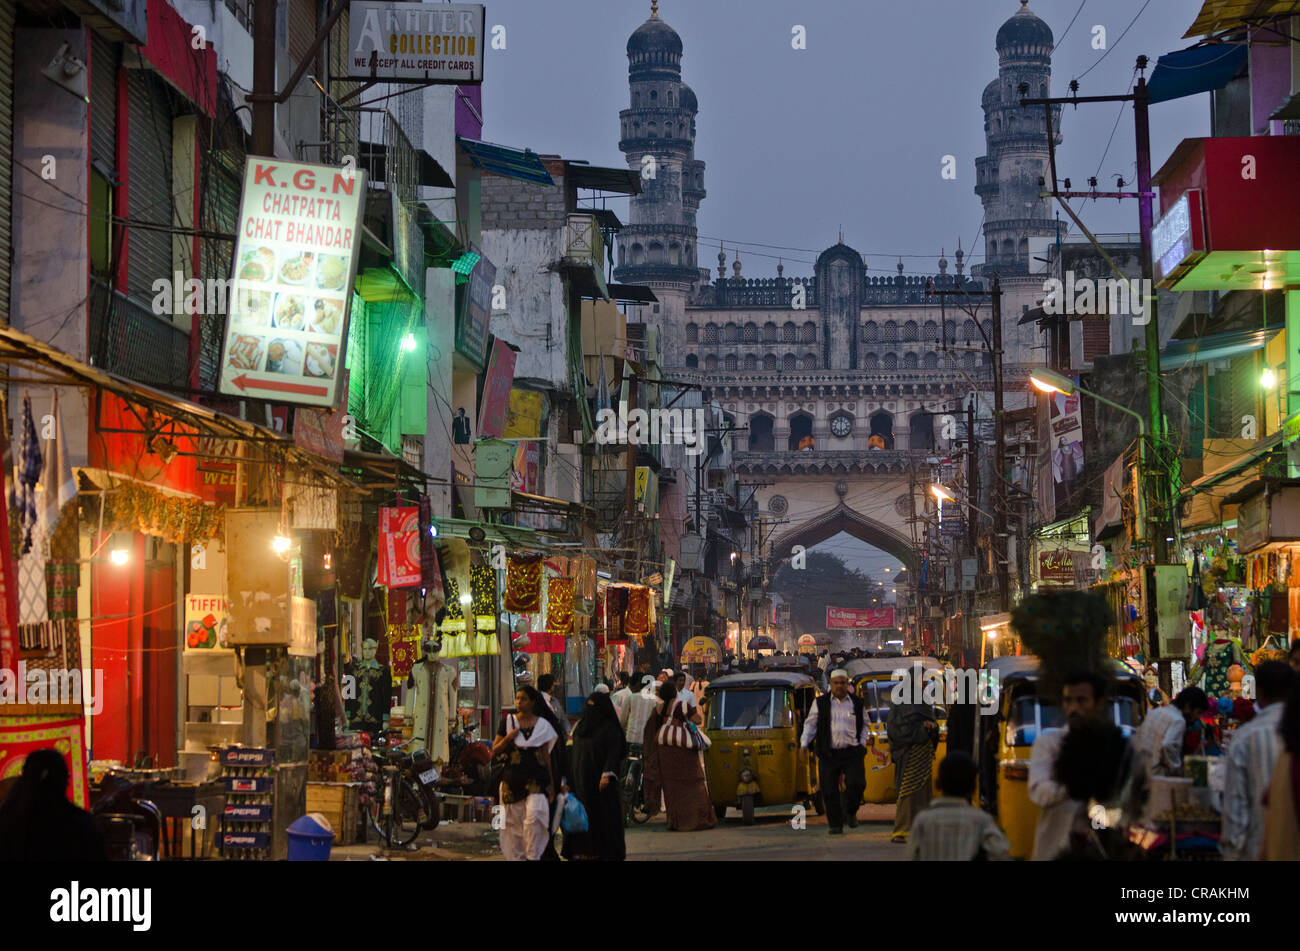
<box><xmin>991</xmin><ymin>280</ymin><xmax>1009</xmax><ymax>612</ymax></box>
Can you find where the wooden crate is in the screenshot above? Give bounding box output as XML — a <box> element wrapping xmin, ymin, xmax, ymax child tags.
<box><xmin>305</xmin><ymin>782</ymin><xmax>361</xmax><ymax>846</ymax></box>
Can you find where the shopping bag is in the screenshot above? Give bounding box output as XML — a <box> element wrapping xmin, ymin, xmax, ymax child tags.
<box><xmin>559</xmin><ymin>791</ymin><xmax>589</xmax><ymax>835</ymax></box>
<box><xmin>686</xmin><ymin>720</ymin><xmax>712</xmax><ymax>751</ymax></box>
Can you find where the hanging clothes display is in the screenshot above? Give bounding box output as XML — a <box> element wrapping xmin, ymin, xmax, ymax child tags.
<box><xmin>418</xmin><ymin>496</ymin><xmax>445</xmax><ymax>610</ymax></box>
<box><xmin>377</xmin><ymin>505</ymin><xmax>422</xmax><ymax>588</ymax></box>
<box><xmin>430</xmin><ymin>658</ymin><xmax>458</xmax><ymax>764</ymax></box>
<box><xmin>625</xmin><ymin>586</ymin><xmax>650</xmax><ymax>637</ymax></box>
<box><xmin>387</xmin><ymin>623</ymin><xmax>422</xmax><ymax>686</ymax></box>
<box><xmin>504</xmin><ymin>552</ymin><xmax>543</xmax><ymax>613</ymax></box>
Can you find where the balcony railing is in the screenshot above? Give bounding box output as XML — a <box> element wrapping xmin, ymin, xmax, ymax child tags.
<box><xmin>563</xmin><ymin>214</ymin><xmax>605</xmax><ymax>272</ymax></box>
<box><xmin>89</xmin><ymin>277</ymin><xmax>191</xmax><ymax>389</ymax></box>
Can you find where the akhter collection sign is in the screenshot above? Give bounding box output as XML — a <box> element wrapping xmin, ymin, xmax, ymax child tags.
<box><xmin>219</xmin><ymin>158</ymin><xmax>366</xmax><ymax>408</ymax></box>
<box><xmin>347</xmin><ymin>2</ymin><xmax>486</xmax><ymax>83</ymax></box>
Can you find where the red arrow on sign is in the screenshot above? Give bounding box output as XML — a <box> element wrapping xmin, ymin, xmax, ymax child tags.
<box><xmin>230</xmin><ymin>374</ymin><xmax>328</xmax><ymax>398</ymax></box>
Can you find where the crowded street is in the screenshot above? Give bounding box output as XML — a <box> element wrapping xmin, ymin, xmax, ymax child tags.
<box><xmin>0</xmin><ymin>1</ymin><xmax>1299</xmax><ymax>932</ymax></box>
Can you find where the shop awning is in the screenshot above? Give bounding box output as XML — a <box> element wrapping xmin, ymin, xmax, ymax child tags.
<box><xmin>607</xmin><ymin>283</ymin><xmax>658</xmax><ymax>303</ymax></box>
<box><xmin>1181</xmin><ymin>434</ymin><xmax>1284</xmax><ymax>528</ymax></box>
<box><xmin>1160</xmin><ymin>323</ymin><xmax>1282</xmax><ymax>370</ymax></box>
<box><xmin>582</xmin><ymin>208</ymin><xmax>624</xmax><ymax>232</ymax></box>
<box><xmin>457</xmin><ymin>137</ymin><xmax>554</xmax><ymax>185</ymax></box>
<box><xmin>0</xmin><ymin>325</ymin><xmax>352</xmax><ymax>488</ymax></box>
<box><xmin>1183</xmin><ymin>0</ymin><xmax>1300</xmax><ymax>37</ymax></box>
<box><xmin>566</xmin><ymin>163</ymin><xmax>642</xmax><ymax>196</ymax></box>
<box><xmin>359</xmin><ymin>140</ymin><xmax>454</xmax><ymax>189</ymax></box>
<box><xmin>1148</xmin><ymin>44</ymin><xmax>1248</xmax><ymax>104</ymax></box>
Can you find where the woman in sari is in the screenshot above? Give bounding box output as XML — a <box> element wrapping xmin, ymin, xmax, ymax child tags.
<box><xmin>493</xmin><ymin>685</ymin><xmax>566</xmax><ymax>860</ymax></box>
<box><xmin>643</xmin><ymin>681</ymin><xmax>716</xmax><ymax>832</ymax></box>
<box><xmin>562</xmin><ymin>691</ymin><xmax>627</xmax><ymax>861</ymax></box>
<box><xmin>886</xmin><ymin>672</ymin><xmax>939</xmax><ymax>843</ymax></box>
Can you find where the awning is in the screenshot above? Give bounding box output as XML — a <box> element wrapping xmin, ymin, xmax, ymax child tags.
<box><xmin>1148</xmin><ymin>44</ymin><xmax>1248</xmax><ymax>104</ymax></box>
<box><xmin>566</xmin><ymin>163</ymin><xmax>642</xmax><ymax>196</ymax></box>
<box><xmin>608</xmin><ymin>283</ymin><xmax>658</xmax><ymax>303</ymax></box>
<box><xmin>457</xmin><ymin>137</ymin><xmax>554</xmax><ymax>185</ymax></box>
<box><xmin>565</xmin><ymin>265</ymin><xmax>610</xmax><ymax>302</ymax></box>
<box><xmin>1160</xmin><ymin>323</ymin><xmax>1283</xmax><ymax>370</ymax></box>
<box><xmin>1183</xmin><ymin>0</ymin><xmax>1300</xmax><ymax>37</ymax></box>
<box><xmin>583</xmin><ymin>208</ymin><xmax>624</xmax><ymax>232</ymax></box>
<box><xmin>1182</xmin><ymin>433</ymin><xmax>1284</xmax><ymax>530</ymax></box>
<box><xmin>1271</xmin><ymin>92</ymin><xmax>1300</xmax><ymax>120</ymax></box>
<box><xmin>359</xmin><ymin>141</ymin><xmax>454</xmax><ymax>189</ymax></box>
<box><xmin>0</xmin><ymin>325</ymin><xmax>353</xmax><ymax>488</ymax></box>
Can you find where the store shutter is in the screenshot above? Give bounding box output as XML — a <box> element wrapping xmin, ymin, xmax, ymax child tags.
<box><xmin>126</xmin><ymin>70</ymin><xmax>175</xmax><ymax>306</ymax></box>
<box><xmin>90</xmin><ymin>33</ymin><xmax>118</xmax><ymax>173</ymax></box>
<box><xmin>1081</xmin><ymin>317</ymin><xmax>1110</xmax><ymax>363</ymax></box>
<box><xmin>0</xmin><ymin>2</ymin><xmax>13</xmax><ymax>324</ymax></box>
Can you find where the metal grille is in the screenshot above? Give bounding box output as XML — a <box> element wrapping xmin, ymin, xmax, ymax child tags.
<box><xmin>90</xmin><ymin>32</ymin><xmax>118</xmax><ymax>172</ymax></box>
<box><xmin>89</xmin><ymin>277</ymin><xmax>191</xmax><ymax>388</ymax></box>
<box><xmin>126</xmin><ymin>70</ymin><xmax>175</xmax><ymax>306</ymax></box>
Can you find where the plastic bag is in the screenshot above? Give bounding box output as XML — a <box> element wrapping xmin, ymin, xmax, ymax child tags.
<box><xmin>559</xmin><ymin>792</ymin><xmax>588</xmax><ymax>835</ymax></box>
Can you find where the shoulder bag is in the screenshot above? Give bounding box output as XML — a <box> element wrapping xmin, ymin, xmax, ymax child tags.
<box><xmin>656</xmin><ymin>700</ymin><xmax>697</xmax><ymax>749</ymax></box>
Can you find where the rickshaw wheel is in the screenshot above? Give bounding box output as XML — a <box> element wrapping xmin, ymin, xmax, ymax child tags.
<box><xmin>812</xmin><ymin>790</ymin><xmax>825</xmax><ymax>815</ymax></box>
<box><xmin>714</xmin><ymin>803</ymin><xmax>727</xmax><ymax>821</ymax></box>
<box><xmin>741</xmin><ymin>794</ymin><xmax>756</xmax><ymax>825</ymax></box>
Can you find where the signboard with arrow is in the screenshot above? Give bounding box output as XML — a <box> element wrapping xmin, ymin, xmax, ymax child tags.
<box><xmin>219</xmin><ymin>157</ymin><xmax>367</xmax><ymax>408</ymax></box>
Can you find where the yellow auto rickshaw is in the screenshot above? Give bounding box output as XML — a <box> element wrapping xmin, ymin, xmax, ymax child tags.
<box><xmin>978</xmin><ymin>656</ymin><xmax>1148</xmax><ymax>859</ymax></box>
<box><xmin>700</xmin><ymin>671</ymin><xmax>820</xmax><ymax>825</ymax></box>
<box><xmin>845</xmin><ymin>656</ymin><xmax>949</xmax><ymax>803</ymax></box>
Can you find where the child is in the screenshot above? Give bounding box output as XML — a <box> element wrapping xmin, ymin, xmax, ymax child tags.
<box><xmin>907</xmin><ymin>751</ymin><xmax>1010</xmax><ymax>861</ymax></box>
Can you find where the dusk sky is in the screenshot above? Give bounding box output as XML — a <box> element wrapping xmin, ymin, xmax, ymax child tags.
<box><xmin>478</xmin><ymin>0</ymin><xmax>1213</xmax><ymax>576</ymax></box>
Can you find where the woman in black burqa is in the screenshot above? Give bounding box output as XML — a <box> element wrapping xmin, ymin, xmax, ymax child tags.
<box><xmin>0</xmin><ymin>749</ymin><xmax>106</xmax><ymax>861</ymax></box>
<box><xmin>562</xmin><ymin>691</ymin><xmax>626</xmax><ymax>861</ymax></box>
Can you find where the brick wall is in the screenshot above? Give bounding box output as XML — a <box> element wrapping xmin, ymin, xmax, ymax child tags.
<box><xmin>480</xmin><ymin>168</ymin><xmax>567</xmax><ymax>231</ymax></box>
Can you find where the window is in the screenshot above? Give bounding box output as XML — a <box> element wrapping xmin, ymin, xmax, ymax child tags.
<box><xmin>763</xmin><ymin>322</ymin><xmax>777</xmax><ymax>342</ymax></box>
<box><xmin>903</xmin><ymin>320</ymin><xmax>919</xmax><ymax>342</ymax></box>
<box><xmin>724</xmin><ymin>354</ymin><xmax>737</xmax><ymax>371</ymax></box>
<box><xmin>89</xmin><ymin>168</ymin><xmax>115</xmax><ymax>278</ymax></box>
<box><xmin>724</xmin><ymin>322</ymin><xmax>738</xmax><ymax>343</ymax></box>
<box><xmin>650</xmin><ymin>90</ymin><xmax>658</xmax><ymax>100</ymax></box>
<box><xmin>801</xmin><ymin>353</ymin><xmax>817</xmax><ymax>369</ymax></box>
<box><xmin>787</xmin><ymin>413</ymin><xmax>814</xmax><ymax>451</ymax></box>
<box><xmin>802</xmin><ymin>321</ymin><xmax>816</xmax><ymax>342</ymax></box>
<box><xmin>903</xmin><ymin>352</ymin><xmax>918</xmax><ymax>369</ymax></box>
<box><xmin>924</xmin><ymin>320</ymin><xmax>938</xmax><ymax>343</ymax></box>
<box><xmin>1008</xmin><ymin>696</ymin><xmax>1064</xmax><ymax>746</ymax></box>
<box><xmin>862</xmin><ymin>352</ymin><xmax>878</xmax><ymax>369</ymax></box>
<box><xmin>782</xmin><ymin>353</ymin><xmax>797</xmax><ymax>371</ymax></box>
<box><xmin>706</xmin><ymin>689</ymin><xmax>787</xmax><ymax>730</ymax></box>
<box><xmin>743</xmin><ymin>354</ymin><xmax>756</xmax><ymax>371</ymax></box>
<box><xmin>704</xmin><ymin>355</ymin><xmax>718</xmax><ymax>371</ymax></box>
<box><xmin>883</xmin><ymin>353</ymin><xmax>898</xmax><ymax>370</ymax></box>
<box><xmin>748</xmin><ymin>413</ymin><xmax>775</xmax><ymax>451</ymax></box>
<box><xmin>863</xmin><ymin>321</ymin><xmax>879</xmax><ymax>344</ymax></box>
<box><xmin>923</xmin><ymin>352</ymin><xmax>938</xmax><ymax>369</ymax></box>
<box><xmin>783</xmin><ymin>322</ymin><xmax>797</xmax><ymax>343</ymax></box>
<box><xmin>685</xmin><ymin>354</ymin><xmax>698</xmax><ymax>369</ymax></box>
<box><xmin>686</xmin><ymin>323</ymin><xmax>698</xmax><ymax>343</ymax></box>
<box><xmin>703</xmin><ymin>323</ymin><xmax>719</xmax><ymax>343</ymax></box>
<box><xmin>763</xmin><ymin>354</ymin><xmax>777</xmax><ymax>370</ymax></box>
<box><xmin>743</xmin><ymin>322</ymin><xmax>759</xmax><ymax>343</ymax></box>
<box><xmin>962</xmin><ymin>319</ymin><xmax>978</xmax><ymax>342</ymax></box>
<box><xmin>883</xmin><ymin>321</ymin><xmax>898</xmax><ymax>343</ymax></box>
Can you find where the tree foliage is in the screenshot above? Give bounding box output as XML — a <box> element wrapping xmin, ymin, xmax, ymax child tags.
<box><xmin>772</xmin><ymin>551</ymin><xmax>886</xmax><ymax>635</ymax></box>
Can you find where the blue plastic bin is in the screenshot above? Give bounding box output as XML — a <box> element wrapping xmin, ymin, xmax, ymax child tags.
<box><xmin>286</xmin><ymin>813</ymin><xmax>334</xmax><ymax>861</ymax></box>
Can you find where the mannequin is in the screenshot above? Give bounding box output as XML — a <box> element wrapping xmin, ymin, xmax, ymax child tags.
<box><xmin>412</xmin><ymin>631</ymin><xmax>459</xmax><ymax>765</ymax></box>
<box><xmin>343</xmin><ymin>638</ymin><xmax>391</xmax><ymax>734</ymax></box>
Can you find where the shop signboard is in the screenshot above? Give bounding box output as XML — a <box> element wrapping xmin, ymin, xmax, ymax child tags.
<box><xmin>826</xmin><ymin>606</ymin><xmax>895</xmax><ymax>630</ymax></box>
<box><xmin>455</xmin><ymin>248</ymin><xmax>495</xmax><ymax>370</ymax></box>
<box><xmin>220</xmin><ymin>158</ymin><xmax>366</xmax><ymax>408</ymax></box>
<box><xmin>680</xmin><ymin>636</ymin><xmax>722</xmax><ymax>667</ymax></box>
<box><xmin>225</xmin><ymin>509</ymin><xmax>293</xmax><ymax>646</ymax></box>
<box><xmin>289</xmin><ymin>596</ymin><xmax>317</xmax><ymax>658</ymax></box>
<box><xmin>185</xmin><ymin>595</ymin><xmax>229</xmax><ymax>651</ymax></box>
<box><xmin>1236</xmin><ymin>490</ymin><xmax>1268</xmax><ymax>553</ymax></box>
<box><xmin>478</xmin><ymin>339</ymin><xmax>518</xmax><ymax>439</ymax></box>
<box><xmin>1152</xmin><ymin>189</ymin><xmax>1206</xmax><ymax>287</ymax></box>
<box><xmin>347</xmin><ymin>2</ymin><xmax>485</xmax><ymax>84</ymax></box>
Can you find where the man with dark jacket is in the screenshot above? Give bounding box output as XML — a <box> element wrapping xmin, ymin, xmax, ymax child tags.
<box><xmin>800</xmin><ymin>669</ymin><xmax>869</xmax><ymax>834</ymax></box>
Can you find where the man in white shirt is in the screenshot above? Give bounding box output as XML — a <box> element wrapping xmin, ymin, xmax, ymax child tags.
<box><xmin>619</xmin><ymin>675</ymin><xmax>660</xmax><ymax>748</ymax></box>
<box><xmin>1136</xmin><ymin>686</ymin><xmax>1208</xmax><ymax>778</ymax></box>
<box><xmin>673</xmin><ymin>671</ymin><xmax>698</xmax><ymax>711</ymax></box>
<box><xmin>610</xmin><ymin>671</ymin><xmax>634</xmax><ymax>718</ymax></box>
<box><xmin>1029</xmin><ymin>669</ymin><xmax>1107</xmax><ymax>861</ymax></box>
<box><xmin>800</xmin><ymin>669</ymin><xmax>870</xmax><ymax>834</ymax></box>
<box><xmin>1222</xmin><ymin>662</ymin><xmax>1293</xmax><ymax>860</ymax></box>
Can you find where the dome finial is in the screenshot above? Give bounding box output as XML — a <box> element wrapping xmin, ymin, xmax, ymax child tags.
<box><xmin>897</xmin><ymin>257</ymin><xmax>904</xmax><ymax>276</ymax></box>
<box><xmin>838</xmin><ymin>224</ymin><xmax>843</xmax><ymax>244</ymax></box>
<box><xmin>777</xmin><ymin>258</ymin><xmax>784</xmax><ymax>278</ymax></box>
<box><xmin>651</xmin><ymin>0</ymin><xmax>659</xmax><ymax>18</ymax></box>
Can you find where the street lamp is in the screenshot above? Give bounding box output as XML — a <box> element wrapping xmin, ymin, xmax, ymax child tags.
<box><xmin>931</xmin><ymin>484</ymin><xmax>996</xmax><ymax>522</ymax></box>
<box><xmin>1029</xmin><ymin>368</ymin><xmax>1146</xmax><ymax>439</ymax></box>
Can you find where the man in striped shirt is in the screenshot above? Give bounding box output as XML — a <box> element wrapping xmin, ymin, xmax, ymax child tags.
<box><xmin>907</xmin><ymin>751</ymin><xmax>1009</xmax><ymax>861</ymax></box>
<box><xmin>1222</xmin><ymin>661</ymin><xmax>1294</xmax><ymax>860</ymax></box>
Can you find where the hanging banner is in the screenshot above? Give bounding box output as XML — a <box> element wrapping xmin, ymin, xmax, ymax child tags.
<box><xmin>478</xmin><ymin>339</ymin><xmax>518</xmax><ymax>440</ymax></box>
<box><xmin>347</xmin><ymin>2</ymin><xmax>486</xmax><ymax>84</ymax></box>
<box><xmin>1048</xmin><ymin>392</ymin><xmax>1084</xmax><ymax>513</ymax></box>
<box><xmin>377</xmin><ymin>507</ymin><xmax>421</xmax><ymax>588</ymax></box>
<box><xmin>220</xmin><ymin>157</ymin><xmax>366</xmax><ymax>407</ymax></box>
<box><xmin>826</xmin><ymin>605</ymin><xmax>895</xmax><ymax>629</ymax></box>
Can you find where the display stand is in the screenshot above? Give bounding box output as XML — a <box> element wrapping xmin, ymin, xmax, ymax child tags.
<box><xmin>218</xmin><ymin>747</ymin><xmax>276</xmax><ymax>860</ymax></box>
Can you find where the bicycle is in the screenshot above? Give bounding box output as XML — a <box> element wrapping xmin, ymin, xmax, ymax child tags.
<box><xmin>367</xmin><ymin>735</ymin><xmax>440</xmax><ymax>848</ymax></box>
<box><xmin>623</xmin><ymin>745</ymin><xmax>651</xmax><ymax>826</ymax></box>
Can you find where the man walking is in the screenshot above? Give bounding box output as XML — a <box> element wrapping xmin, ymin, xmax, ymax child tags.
<box><xmin>1136</xmin><ymin>686</ymin><xmax>1208</xmax><ymax>778</ymax></box>
<box><xmin>1028</xmin><ymin>670</ymin><xmax>1107</xmax><ymax>861</ymax></box>
<box><xmin>1222</xmin><ymin>661</ymin><xmax>1294</xmax><ymax>860</ymax></box>
<box><xmin>610</xmin><ymin>671</ymin><xmax>633</xmax><ymax>717</ymax></box>
<box><xmin>800</xmin><ymin>669</ymin><xmax>869</xmax><ymax>834</ymax></box>
<box><xmin>537</xmin><ymin>674</ymin><xmax>570</xmax><ymax>740</ymax></box>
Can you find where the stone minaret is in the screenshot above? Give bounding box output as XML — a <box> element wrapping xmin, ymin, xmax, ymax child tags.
<box><xmin>974</xmin><ymin>1</ymin><xmax>1061</xmax><ymax>279</ymax></box>
<box><xmin>614</xmin><ymin>1</ymin><xmax>705</xmax><ymax>338</ymax></box>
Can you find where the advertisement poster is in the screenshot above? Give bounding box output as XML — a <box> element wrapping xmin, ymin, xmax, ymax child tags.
<box><xmin>455</xmin><ymin>248</ymin><xmax>495</xmax><ymax>370</ymax></box>
<box><xmin>220</xmin><ymin>157</ymin><xmax>366</xmax><ymax>407</ymax></box>
<box><xmin>478</xmin><ymin>339</ymin><xmax>518</xmax><ymax>439</ymax></box>
<box><xmin>347</xmin><ymin>2</ymin><xmax>485</xmax><ymax>83</ymax></box>
<box><xmin>1049</xmin><ymin>392</ymin><xmax>1084</xmax><ymax>511</ymax></box>
<box><xmin>826</xmin><ymin>606</ymin><xmax>895</xmax><ymax>629</ymax></box>
<box><xmin>680</xmin><ymin>636</ymin><xmax>722</xmax><ymax>667</ymax></box>
<box><xmin>185</xmin><ymin>595</ymin><xmax>229</xmax><ymax>651</ymax></box>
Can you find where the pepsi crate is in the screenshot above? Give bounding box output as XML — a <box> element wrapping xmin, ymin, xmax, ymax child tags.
<box><xmin>220</xmin><ymin>747</ymin><xmax>276</xmax><ymax>768</ymax></box>
<box><xmin>222</xmin><ymin>775</ymin><xmax>272</xmax><ymax>795</ymax></box>
<box><xmin>224</xmin><ymin>803</ymin><xmax>275</xmax><ymax>822</ymax></box>
<box><xmin>222</xmin><ymin>831</ymin><xmax>271</xmax><ymax>850</ymax></box>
